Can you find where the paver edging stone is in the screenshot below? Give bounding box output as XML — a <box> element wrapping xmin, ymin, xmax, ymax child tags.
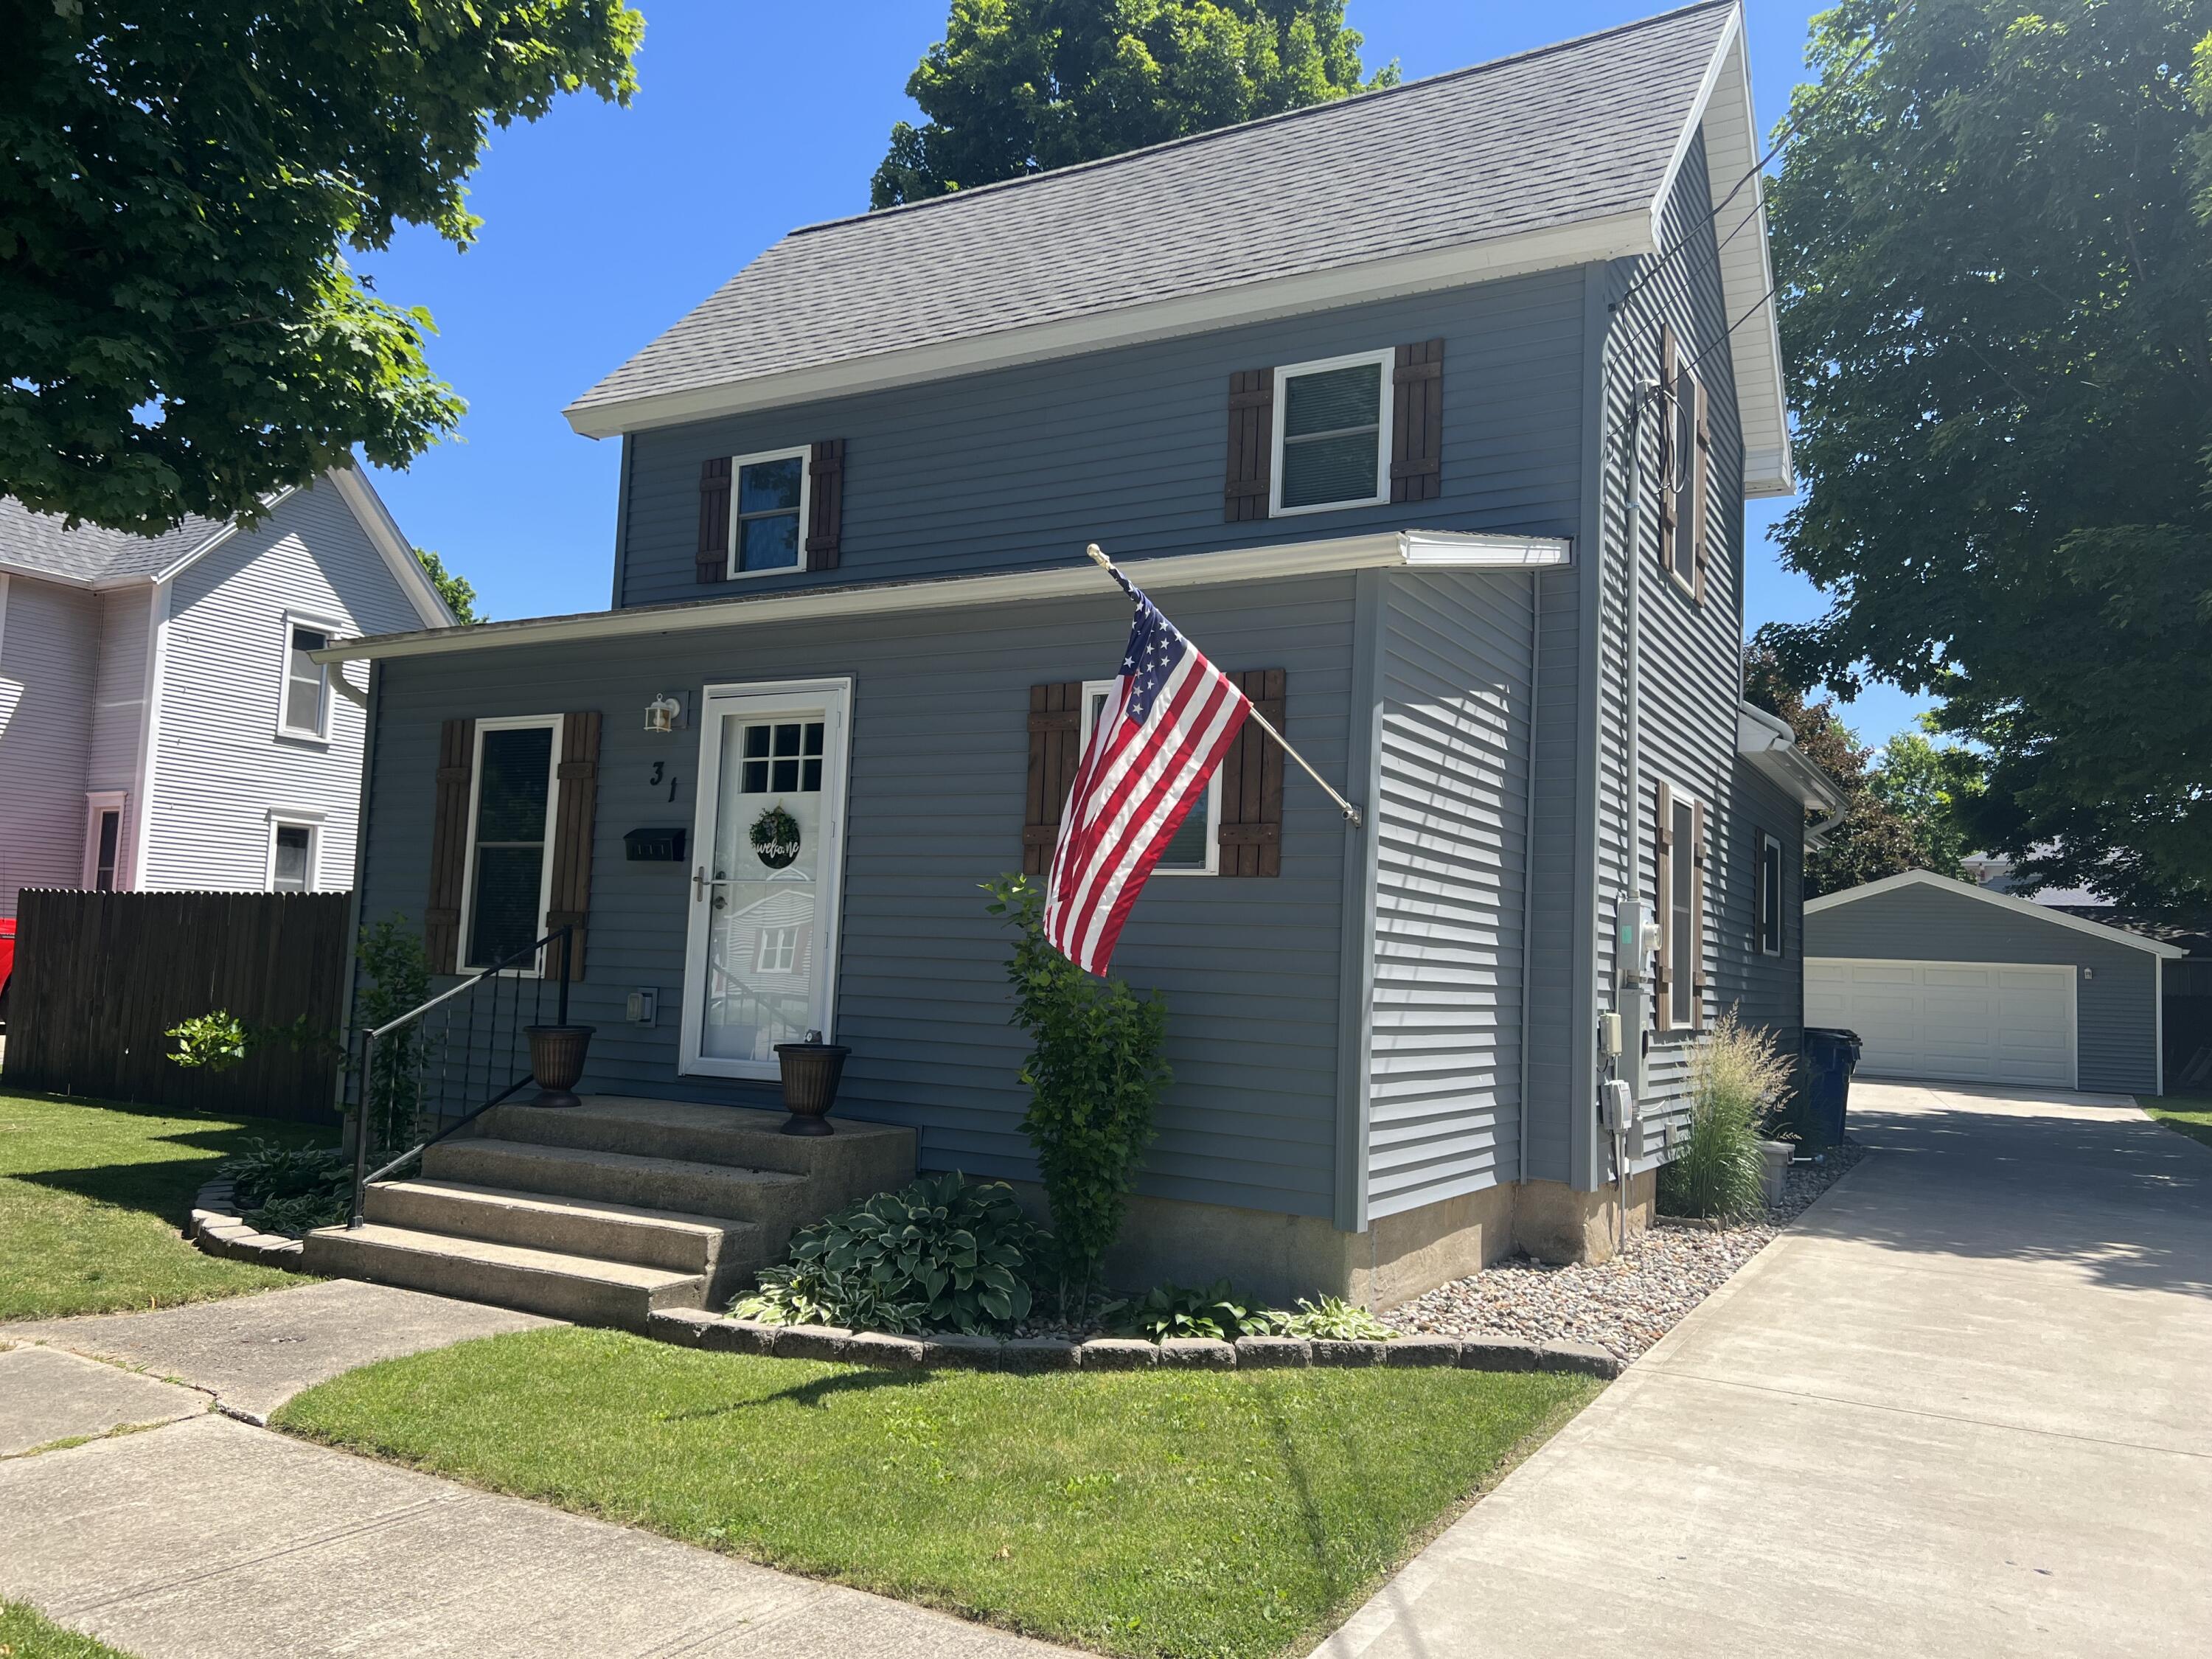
<box><xmin>187</xmin><ymin>1179</ymin><xmax>305</xmax><ymax>1267</ymax></box>
<box><xmin>639</xmin><ymin>1312</ymin><xmax>1591</xmax><ymax>1375</ymax></box>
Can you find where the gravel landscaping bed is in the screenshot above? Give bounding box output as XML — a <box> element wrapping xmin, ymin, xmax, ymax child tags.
<box><xmin>1385</xmin><ymin>1141</ymin><xmax>1867</xmax><ymax>1363</ymax></box>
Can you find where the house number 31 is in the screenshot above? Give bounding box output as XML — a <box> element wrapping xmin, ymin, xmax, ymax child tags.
<box><xmin>648</xmin><ymin>762</ymin><xmax>678</xmax><ymax>801</ymax></box>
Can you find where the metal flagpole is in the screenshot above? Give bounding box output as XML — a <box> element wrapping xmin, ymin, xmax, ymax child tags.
<box><xmin>1084</xmin><ymin>543</ymin><xmax>1363</xmax><ymax>830</ymax></box>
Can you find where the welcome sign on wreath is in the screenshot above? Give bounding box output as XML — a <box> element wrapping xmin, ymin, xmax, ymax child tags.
<box><xmin>749</xmin><ymin>801</ymin><xmax>802</xmax><ymax>870</ymax></box>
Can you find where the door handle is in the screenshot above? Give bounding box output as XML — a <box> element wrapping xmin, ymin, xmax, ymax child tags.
<box><xmin>693</xmin><ymin>866</ymin><xmax>708</xmax><ymax>903</ymax></box>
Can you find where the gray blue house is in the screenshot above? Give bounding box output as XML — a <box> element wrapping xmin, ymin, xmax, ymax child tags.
<box><xmin>315</xmin><ymin>1</ymin><xmax>1837</xmax><ymax>1318</ymax></box>
<box><xmin>0</xmin><ymin>470</ymin><xmax>451</xmax><ymax>918</ymax></box>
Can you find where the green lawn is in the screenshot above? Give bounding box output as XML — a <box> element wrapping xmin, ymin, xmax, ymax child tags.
<box><xmin>0</xmin><ymin>1599</ymin><xmax>139</xmax><ymax>1657</ymax></box>
<box><xmin>2146</xmin><ymin>1091</ymin><xmax>2212</xmax><ymax>1152</ymax></box>
<box><xmin>0</xmin><ymin>1088</ymin><xmax>327</xmax><ymax>1322</ymax></box>
<box><xmin>277</xmin><ymin>1326</ymin><xmax>1596</xmax><ymax>1659</ymax></box>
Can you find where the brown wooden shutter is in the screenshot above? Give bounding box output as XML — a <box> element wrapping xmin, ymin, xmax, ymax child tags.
<box><xmin>1688</xmin><ymin>375</ymin><xmax>1711</xmax><ymax>604</ymax></box>
<box><xmin>425</xmin><ymin>717</ymin><xmax>476</xmax><ymax>975</ymax></box>
<box><xmin>1217</xmin><ymin>669</ymin><xmax>1286</xmax><ymax>877</ymax></box>
<box><xmin>1652</xmin><ymin>779</ymin><xmax>1674</xmax><ymax>1032</ymax></box>
<box><xmin>1655</xmin><ymin>326</ymin><xmax>1677</xmax><ymax>573</ymax></box>
<box><xmin>1022</xmin><ymin>682</ymin><xmax>1084</xmax><ymax>874</ymax></box>
<box><xmin>1689</xmin><ymin>797</ymin><xmax>1708</xmax><ymax>1029</ymax></box>
<box><xmin>1224</xmin><ymin>369</ymin><xmax>1273</xmax><ymax>523</ymax></box>
<box><xmin>1390</xmin><ymin>340</ymin><xmax>1444</xmax><ymax>504</ymax></box>
<box><xmin>806</xmin><ymin>439</ymin><xmax>845</xmax><ymax>570</ymax></box>
<box><xmin>697</xmin><ymin>457</ymin><xmax>731</xmax><ymax>584</ymax></box>
<box><xmin>543</xmin><ymin>712</ymin><xmax>601</xmax><ymax>981</ymax></box>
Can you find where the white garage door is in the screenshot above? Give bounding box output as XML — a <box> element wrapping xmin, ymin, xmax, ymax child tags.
<box><xmin>1805</xmin><ymin>958</ymin><xmax>2077</xmax><ymax>1088</ymax></box>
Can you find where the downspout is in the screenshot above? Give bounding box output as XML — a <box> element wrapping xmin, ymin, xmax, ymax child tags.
<box><xmin>1616</xmin><ymin>378</ymin><xmax>1646</xmax><ymax>1255</ymax></box>
<box><xmin>1516</xmin><ymin>576</ymin><xmax>1542</xmax><ymax>1186</ymax></box>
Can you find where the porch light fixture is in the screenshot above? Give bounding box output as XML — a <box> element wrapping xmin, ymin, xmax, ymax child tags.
<box><xmin>644</xmin><ymin>693</ymin><xmax>684</xmax><ymax>734</ymax></box>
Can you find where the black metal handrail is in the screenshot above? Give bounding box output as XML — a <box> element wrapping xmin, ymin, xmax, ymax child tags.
<box><xmin>346</xmin><ymin>926</ymin><xmax>574</xmax><ymax>1228</ymax></box>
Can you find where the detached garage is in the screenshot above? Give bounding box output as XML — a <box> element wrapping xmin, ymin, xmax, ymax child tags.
<box><xmin>1804</xmin><ymin>869</ymin><xmax>2183</xmax><ymax>1096</ymax></box>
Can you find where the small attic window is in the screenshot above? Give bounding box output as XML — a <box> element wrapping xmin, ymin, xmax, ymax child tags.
<box><xmin>1271</xmin><ymin>350</ymin><xmax>1393</xmax><ymax>515</ymax></box>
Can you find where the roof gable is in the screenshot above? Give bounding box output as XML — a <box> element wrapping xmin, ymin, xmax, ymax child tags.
<box><xmin>1806</xmin><ymin>869</ymin><xmax>2185</xmax><ymax>959</ymax></box>
<box><xmin>563</xmin><ymin>2</ymin><xmax>1785</xmax><ymax>490</ymax></box>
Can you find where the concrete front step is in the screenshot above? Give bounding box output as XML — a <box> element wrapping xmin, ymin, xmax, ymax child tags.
<box><xmin>301</xmin><ymin>1223</ymin><xmax>705</xmax><ymax>1331</ymax></box>
<box><xmin>363</xmin><ymin>1178</ymin><xmax>773</xmax><ymax>1304</ymax></box>
<box><xmin>478</xmin><ymin>1097</ymin><xmax>914</xmax><ymax>1193</ymax></box>
<box><xmin>424</xmin><ymin>1138</ymin><xmax>811</xmax><ymax>1231</ymax></box>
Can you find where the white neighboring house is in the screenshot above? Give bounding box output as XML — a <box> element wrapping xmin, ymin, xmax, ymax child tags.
<box><xmin>0</xmin><ymin>468</ymin><xmax>453</xmax><ymax>914</ymax></box>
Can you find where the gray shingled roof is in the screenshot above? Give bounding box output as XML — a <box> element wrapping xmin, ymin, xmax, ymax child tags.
<box><xmin>0</xmin><ymin>498</ymin><xmax>228</xmax><ymax>585</ymax></box>
<box><xmin>570</xmin><ymin>1</ymin><xmax>1732</xmax><ymax>422</ymax></box>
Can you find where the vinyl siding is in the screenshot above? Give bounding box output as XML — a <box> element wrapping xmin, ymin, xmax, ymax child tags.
<box><xmin>1804</xmin><ymin>884</ymin><xmax>2162</xmax><ymax>1095</ymax></box>
<box><xmin>0</xmin><ymin>576</ymin><xmax>97</xmax><ymax>915</ymax></box>
<box><xmin>1595</xmin><ymin>133</ymin><xmax>1746</xmax><ymax>1170</ymax></box>
<box><xmin>1365</xmin><ymin>570</ymin><xmax>1534</xmax><ymax>1217</ymax></box>
<box><xmin>1717</xmin><ymin>762</ymin><xmax>1804</xmax><ymax>1058</ymax></box>
<box><xmin>88</xmin><ymin>588</ymin><xmax>153</xmax><ymax>795</ymax></box>
<box><xmin>144</xmin><ymin>483</ymin><xmax>423</xmax><ymax>893</ymax></box>
<box><xmin>617</xmin><ymin>275</ymin><xmax>1587</xmax><ymax>608</ymax></box>
<box><xmin>360</xmin><ymin>576</ymin><xmax>1355</xmax><ymax>1218</ymax></box>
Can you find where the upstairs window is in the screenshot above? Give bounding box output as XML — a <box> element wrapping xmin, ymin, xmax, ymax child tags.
<box><xmin>728</xmin><ymin>448</ymin><xmax>811</xmax><ymax>577</ymax></box>
<box><xmin>279</xmin><ymin>619</ymin><xmax>333</xmax><ymax>739</ymax></box>
<box><xmin>1272</xmin><ymin>350</ymin><xmax>1393</xmax><ymax>515</ymax></box>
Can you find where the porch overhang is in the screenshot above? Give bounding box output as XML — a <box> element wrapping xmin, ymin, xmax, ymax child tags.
<box><xmin>313</xmin><ymin>529</ymin><xmax>1572</xmax><ymax>666</ymax></box>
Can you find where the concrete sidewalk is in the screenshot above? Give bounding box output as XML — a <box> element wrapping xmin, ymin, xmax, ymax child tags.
<box><xmin>1314</xmin><ymin>1081</ymin><xmax>2212</xmax><ymax>1659</ymax></box>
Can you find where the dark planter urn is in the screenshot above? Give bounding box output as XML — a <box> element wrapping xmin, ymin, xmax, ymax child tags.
<box><xmin>773</xmin><ymin>1038</ymin><xmax>851</xmax><ymax>1135</ymax></box>
<box><xmin>524</xmin><ymin>1024</ymin><xmax>595</xmax><ymax>1109</ymax></box>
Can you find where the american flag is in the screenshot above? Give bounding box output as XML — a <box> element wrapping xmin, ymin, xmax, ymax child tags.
<box><xmin>1044</xmin><ymin>568</ymin><xmax>1251</xmax><ymax>974</ymax></box>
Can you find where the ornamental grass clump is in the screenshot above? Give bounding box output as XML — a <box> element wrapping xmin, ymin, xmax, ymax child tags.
<box><xmin>1657</xmin><ymin>1012</ymin><xmax>1793</xmax><ymax>1223</ymax></box>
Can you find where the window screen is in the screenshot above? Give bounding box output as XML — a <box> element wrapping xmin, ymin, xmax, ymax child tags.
<box><xmin>1279</xmin><ymin>361</ymin><xmax>1383</xmax><ymax>509</ymax></box>
<box><xmin>285</xmin><ymin>627</ymin><xmax>329</xmax><ymax>735</ymax></box>
<box><xmin>734</xmin><ymin>456</ymin><xmax>804</xmax><ymax>574</ymax></box>
<box><xmin>1670</xmin><ymin>796</ymin><xmax>1697</xmax><ymax>1029</ymax></box>
<box><xmin>273</xmin><ymin>825</ymin><xmax>313</xmax><ymax>892</ymax></box>
<box><xmin>467</xmin><ymin>725</ymin><xmax>554</xmax><ymax>967</ymax></box>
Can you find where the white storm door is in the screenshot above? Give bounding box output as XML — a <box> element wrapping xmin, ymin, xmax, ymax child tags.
<box><xmin>679</xmin><ymin>679</ymin><xmax>852</xmax><ymax>1079</ymax></box>
<box><xmin>1806</xmin><ymin>958</ymin><xmax>2076</xmax><ymax>1089</ymax></box>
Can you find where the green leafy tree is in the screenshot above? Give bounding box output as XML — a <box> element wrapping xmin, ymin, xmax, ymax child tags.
<box><xmin>1746</xmin><ymin>650</ymin><xmax>1931</xmax><ymax>897</ymax></box>
<box><xmin>2</xmin><ymin>1</ymin><xmax>644</xmax><ymax>536</ymax></box>
<box><xmin>873</xmin><ymin>0</ymin><xmax>1396</xmax><ymax>207</ymax></box>
<box><xmin>414</xmin><ymin>547</ymin><xmax>484</xmax><ymax>625</ymax></box>
<box><xmin>1764</xmin><ymin>0</ymin><xmax>2212</xmax><ymax>918</ymax></box>
<box><xmin>1866</xmin><ymin>717</ymin><xmax>1987</xmax><ymax>880</ymax></box>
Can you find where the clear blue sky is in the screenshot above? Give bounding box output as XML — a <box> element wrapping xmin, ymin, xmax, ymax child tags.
<box><xmin>358</xmin><ymin>0</ymin><xmax>1929</xmax><ymax>748</ymax></box>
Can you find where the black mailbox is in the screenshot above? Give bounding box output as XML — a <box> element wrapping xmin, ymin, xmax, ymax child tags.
<box><xmin>624</xmin><ymin>827</ymin><xmax>688</xmax><ymax>863</ymax></box>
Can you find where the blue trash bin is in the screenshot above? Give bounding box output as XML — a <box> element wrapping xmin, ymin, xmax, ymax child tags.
<box><xmin>1801</xmin><ymin>1027</ymin><xmax>1863</xmax><ymax>1147</ymax></box>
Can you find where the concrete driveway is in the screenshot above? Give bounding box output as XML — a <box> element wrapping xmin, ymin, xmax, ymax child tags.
<box><xmin>1316</xmin><ymin>1080</ymin><xmax>2212</xmax><ymax>1659</ymax></box>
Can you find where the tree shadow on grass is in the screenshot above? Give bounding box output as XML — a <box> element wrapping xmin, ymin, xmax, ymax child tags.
<box><xmin>655</xmin><ymin>1363</ymin><xmax>933</xmax><ymax>1422</ymax></box>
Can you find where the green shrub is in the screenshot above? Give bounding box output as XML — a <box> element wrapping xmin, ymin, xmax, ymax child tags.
<box><xmin>167</xmin><ymin>1011</ymin><xmax>252</xmax><ymax>1071</ymax></box>
<box><xmin>218</xmin><ymin>1138</ymin><xmax>349</xmax><ymax>1237</ymax></box>
<box><xmin>1274</xmin><ymin>1295</ymin><xmax>1396</xmax><ymax>1341</ymax></box>
<box><xmin>1658</xmin><ymin>1012</ymin><xmax>1793</xmax><ymax>1222</ymax></box>
<box><xmin>732</xmin><ymin>1172</ymin><xmax>1043</xmax><ymax>1335</ymax></box>
<box><xmin>984</xmin><ymin>873</ymin><xmax>1170</xmax><ymax>1315</ymax></box>
<box><xmin>355</xmin><ymin>917</ymin><xmax>432</xmax><ymax>1147</ymax></box>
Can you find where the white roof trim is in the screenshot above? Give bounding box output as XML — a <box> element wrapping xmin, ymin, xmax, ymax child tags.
<box><xmin>563</xmin><ymin>211</ymin><xmax>1653</xmax><ymax>439</ymax></box>
<box><xmin>1736</xmin><ymin>702</ymin><xmax>1842</xmax><ymax>813</ymax></box>
<box><xmin>313</xmin><ymin>527</ymin><xmax>1571</xmax><ymax>665</ymax></box>
<box><xmin>1805</xmin><ymin>869</ymin><xmax>2185</xmax><ymax>959</ymax></box>
<box><xmin>325</xmin><ymin>466</ymin><xmax>457</xmax><ymax>629</ymax></box>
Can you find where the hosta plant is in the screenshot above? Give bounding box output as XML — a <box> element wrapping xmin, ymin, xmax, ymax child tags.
<box><xmin>732</xmin><ymin>1172</ymin><xmax>1042</xmax><ymax>1335</ymax></box>
<box><xmin>1273</xmin><ymin>1295</ymin><xmax>1397</xmax><ymax>1341</ymax></box>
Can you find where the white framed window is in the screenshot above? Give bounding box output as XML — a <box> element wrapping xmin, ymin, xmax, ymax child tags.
<box><xmin>276</xmin><ymin>613</ymin><xmax>342</xmax><ymax>740</ymax></box>
<box><xmin>458</xmin><ymin>714</ymin><xmax>563</xmax><ymax>972</ymax></box>
<box><xmin>726</xmin><ymin>447</ymin><xmax>812</xmax><ymax>580</ymax></box>
<box><xmin>1666</xmin><ymin>364</ymin><xmax>1705</xmax><ymax>593</ymax></box>
<box><xmin>1756</xmin><ymin>830</ymin><xmax>1784</xmax><ymax>957</ymax></box>
<box><xmin>1270</xmin><ymin>348</ymin><xmax>1394</xmax><ymax>517</ymax></box>
<box><xmin>83</xmin><ymin>792</ymin><xmax>128</xmax><ymax>892</ymax></box>
<box><xmin>266</xmin><ymin>813</ymin><xmax>323</xmax><ymax>893</ymax></box>
<box><xmin>1079</xmin><ymin>680</ymin><xmax>1220</xmax><ymax>875</ymax></box>
<box><xmin>757</xmin><ymin>925</ymin><xmax>800</xmax><ymax>975</ymax></box>
<box><xmin>1656</xmin><ymin>782</ymin><xmax>1706</xmax><ymax>1032</ymax></box>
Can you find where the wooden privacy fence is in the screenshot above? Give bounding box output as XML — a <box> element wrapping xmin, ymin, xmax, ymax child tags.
<box><xmin>5</xmin><ymin>889</ymin><xmax>350</xmax><ymax>1123</ymax></box>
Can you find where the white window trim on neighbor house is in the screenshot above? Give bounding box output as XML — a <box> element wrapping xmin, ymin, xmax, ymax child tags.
<box><xmin>275</xmin><ymin>610</ymin><xmax>346</xmax><ymax>742</ymax></box>
<box><xmin>725</xmin><ymin>445</ymin><xmax>814</xmax><ymax>581</ymax></box>
<box><xmin>83</xmin><ymin>790</ymin><xmax>130</xmax><ymax>891</ymax></box>
<box><xmin>265</xmin><ymin>808</ymin><xmax>326</xmax><ymax>893</ymax></box>
<box><xmin>456</xmin><ymin>712</ymin><xmax>565</xmax><ymax>974</ymax></box>
<box><xmin>1079</xmin><ymin>679</ymin><xmax>1221</xmax><ymax>875</ymax></box>
<box><xmin>1269</xmin><ymin>347</ymin><xmax>1395</xmax><ymax>518</ymax></box>
<box><xmin>1758</xmin><ymin>830</ymin><xmax>1784</xmax><ymax>957</ymax></box>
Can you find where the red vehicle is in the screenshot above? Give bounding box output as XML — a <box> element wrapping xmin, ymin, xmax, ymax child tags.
<box><xmin>0</xmin><ymin>917</ymin><xmax>13</xmax><ymax>1025</ymax></box>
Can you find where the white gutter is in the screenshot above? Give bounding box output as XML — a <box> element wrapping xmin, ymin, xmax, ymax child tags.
<box><xmin>313</xmin><ymin>529</ymin><xmax>1573</xmax><ymax>666</ymax></box>
<box><xmin>1736</xmin><ymin>703</ymin><xmax>1844</xmax><ymax>839</ymax></box>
